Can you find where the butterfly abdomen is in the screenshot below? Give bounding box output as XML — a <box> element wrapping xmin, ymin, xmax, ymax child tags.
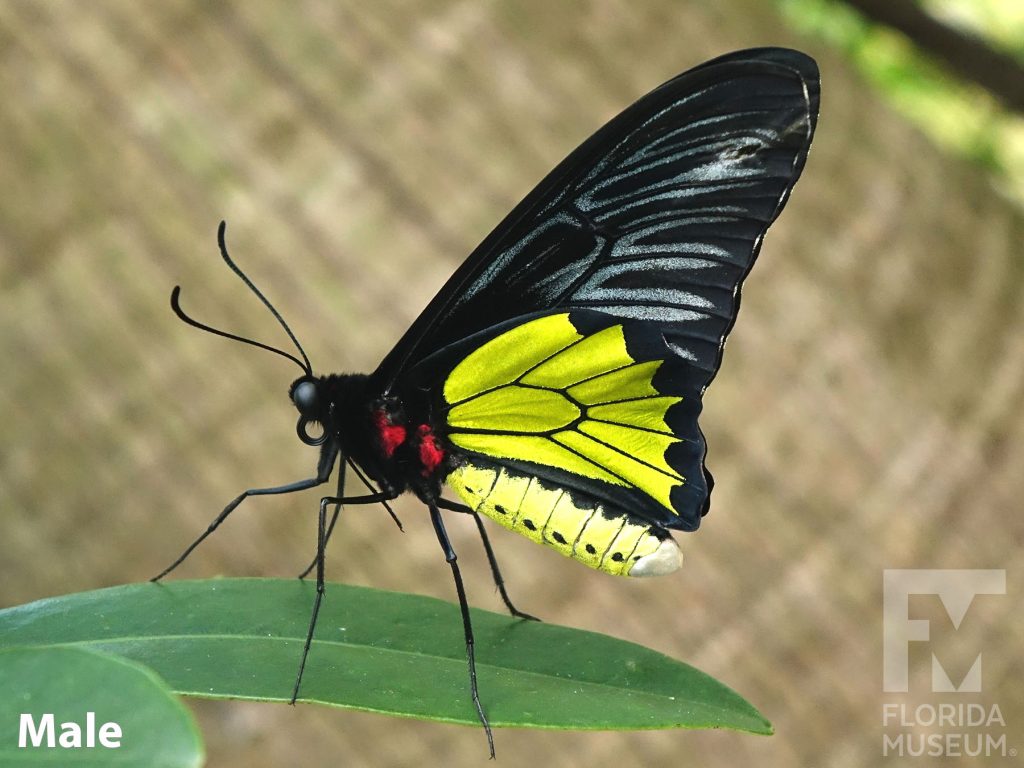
<box><xmin>447</xmin><ymin>461</ymin><xmax>681</xmax><ymax>577</ymax></box>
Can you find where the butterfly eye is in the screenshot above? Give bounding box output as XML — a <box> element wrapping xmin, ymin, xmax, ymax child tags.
<box><xmin>291</xmin><ymin>379</ymin><xmax>319</xmax><ymax>418</ymax></box>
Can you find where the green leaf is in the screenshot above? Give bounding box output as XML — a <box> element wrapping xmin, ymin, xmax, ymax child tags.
<box><xmin>0</xmin><ymin>579</ymin><xmax>770</xmax><ymax>734</ymax></box>
<box><xmin>0</xmin><ymin>645</ymin><xmax>204</xmax><ymax>767</ymax></box>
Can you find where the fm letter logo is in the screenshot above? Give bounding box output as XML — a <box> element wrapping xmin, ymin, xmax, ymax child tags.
<box><xmin>883</xmin><ymin>569</ymin><xmax>1006</xmax><ymax>693</ymax></box>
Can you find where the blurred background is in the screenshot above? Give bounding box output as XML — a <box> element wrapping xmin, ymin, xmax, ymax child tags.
<box><xmin>2</xmin><ymin>1</ymin><xmax>1022</xmax><ymax>766</ymax></box>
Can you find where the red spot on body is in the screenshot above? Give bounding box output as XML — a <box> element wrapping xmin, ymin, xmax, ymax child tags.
<box><xmin>373</xmin><ymin>410</ymin><xmax>407</xmax><ymax>458</ymax></box>
<box><xmin>417</xmin><ymin>424</ymin><xmax>445</xmax><ymax>476</ymax></box>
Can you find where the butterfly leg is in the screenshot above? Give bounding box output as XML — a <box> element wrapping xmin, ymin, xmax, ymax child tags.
<box><xmin>296</xmin><ymin>487</ymin><xmax>402</xmax><ymax>583</ymax></box>
<box><xmin>429</xmin><ymin>500</ymin><xmax>495</xmax><ymax>759</ymax></box>
<box><xmin>347</xmin><ymin>458</ymin><xmax>403</xmax><ymax>532</ymax></box>
<box><xmin>436</xmin><ymin>498</ymin><xmax>538</xmax><ymax>622</ymax></box>
<box><xmin>298</xmin><ymin>459</ymin><xmax>403</xmax><ymax>579</ymax></box>
<box><xmin>291</xmin><ymin>482</ymin><xmax>402</xmax><ymax>702</ymax></box>
<box><xmin>291</xmin><ymin>493</ymin><xmax>329</xmax><ymax>704</ymax></box>
<box><xmin>152</xmin><ymin>441</ymin><xmax>340</xmax><ymax>581</ymax></box>
<box><xmin>297</xmin><ymin>461</ymin><xmax>346</xmax><ymax>580</ymax></box>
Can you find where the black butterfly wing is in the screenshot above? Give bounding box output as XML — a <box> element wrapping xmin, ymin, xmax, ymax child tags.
<box><xmin>372</xmin><ymin>48</ymin><xmax>819</xmax><ymax>537</ymax></box>
<box><xmin>373</xmin><ymin>48</ymin><xmax>820</xmax><ymax>399</ymax></box>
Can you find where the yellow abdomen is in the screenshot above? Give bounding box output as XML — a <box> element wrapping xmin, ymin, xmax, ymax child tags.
<box><xmin>447</xmin><ymin>462</ymin><xmax>681</xmax><ymax>577</ymax></box>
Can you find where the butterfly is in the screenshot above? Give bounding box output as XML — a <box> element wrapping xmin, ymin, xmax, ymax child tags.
<box><xmin>156</xmin><ymin>47</ymin><xmax>820</xmax><ymax>756</ymax></box>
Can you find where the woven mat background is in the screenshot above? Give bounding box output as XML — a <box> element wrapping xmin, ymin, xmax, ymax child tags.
<box><xmin>2</xmin><ymin>2</ymin><xmax>1022</xmax><ymax>766</ymax></box>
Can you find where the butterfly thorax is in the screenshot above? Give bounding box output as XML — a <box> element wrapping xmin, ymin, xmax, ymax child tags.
<box><xmin>311</xmin><ymin>373</ymin><xmax>450</xmax><ymax>501</ymax></box>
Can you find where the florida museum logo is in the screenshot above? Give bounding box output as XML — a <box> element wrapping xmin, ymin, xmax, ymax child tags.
<box><xmin>881</xmin><ymin>569</ymin><xmax>1011</xmax><ymax>759</ymax></box>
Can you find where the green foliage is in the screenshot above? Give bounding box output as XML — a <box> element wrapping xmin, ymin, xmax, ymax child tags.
<box><xmin>779</xmin><ymin>0</ymin><xmax>1024</xmax><ymax>202</ymax></box>
<box><xmin>922</xmin><ymin>0</ymin><xmax>1024</xmax><ymax>56</ymax></box>
<box><xmin>0</xmin><ymin>579</ymin><xmax>771</xmax><ymax>734</ymax></box>
<box><xmin>0</xmin><ymin>646</ymin><xmax>204</xmax><ymax>767</ymax></box>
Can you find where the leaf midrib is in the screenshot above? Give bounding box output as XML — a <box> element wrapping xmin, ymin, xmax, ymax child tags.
<box><xmin>25</xmin><ymin>633</ymin><xmax>746</xmax><ymax>715</ymax></box>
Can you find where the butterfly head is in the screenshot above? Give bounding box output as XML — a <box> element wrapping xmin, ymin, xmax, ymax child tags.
<box><xmin>290</xmin><ymin>375</ymin><xmax>329</xmax><ymax>446</ymax></box>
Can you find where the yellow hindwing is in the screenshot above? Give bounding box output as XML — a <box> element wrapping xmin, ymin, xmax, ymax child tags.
<box><xmin>444</xmin><ymin>313</ymin><xmax>686</xmax><ymax>514</ymax></box>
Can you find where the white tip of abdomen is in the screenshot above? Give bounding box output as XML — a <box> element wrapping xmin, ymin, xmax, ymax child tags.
<box><xmin>628</xmin><ymin>537</ymin><xmax>683</xmax><ymax>577</ymax></box>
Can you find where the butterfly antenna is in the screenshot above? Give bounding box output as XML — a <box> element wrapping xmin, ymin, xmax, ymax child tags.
<box><xmin>171</xmin><ymin>287</ymin><xmax>309</xmax><ymax>372</ymax></box>
<box><xmin>215</xmin><ymin>220</ymin><xmax>314</xmax><ymax>375</ymax></box>
<box><xmin>169</xmin><ymin>223</ymin><xmax>313</xmax><ymax>375</ymax></box>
